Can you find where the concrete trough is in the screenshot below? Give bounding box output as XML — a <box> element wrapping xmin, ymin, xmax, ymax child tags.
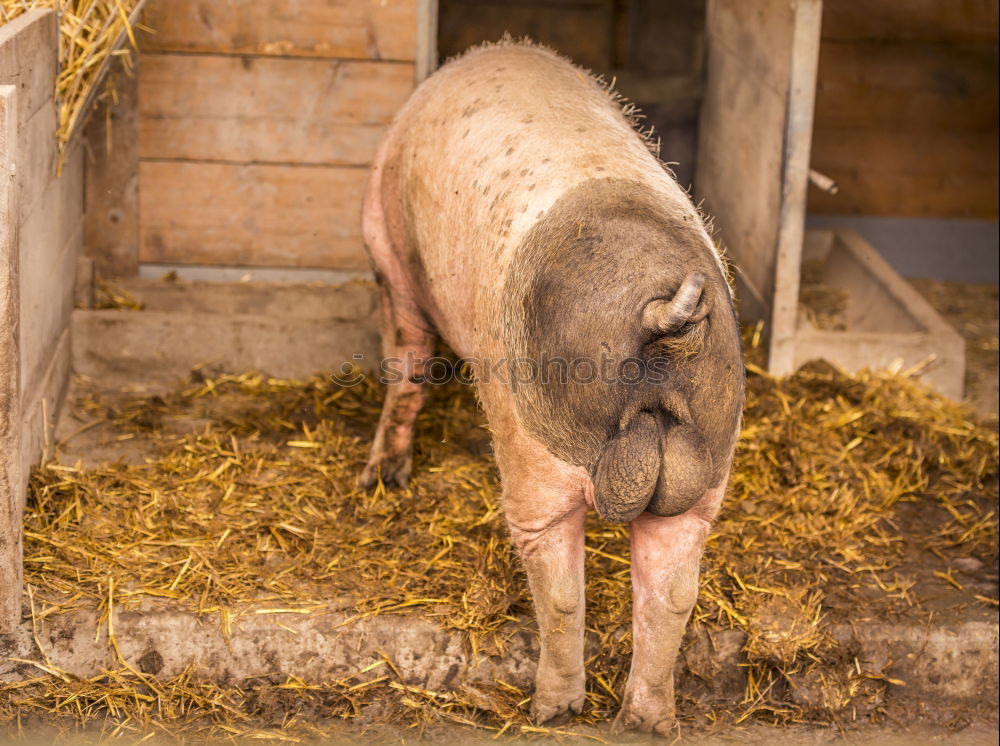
<box><xmin>794</xmin><ymin>228</ymin><xmax>966</xmax><ymax>399</ymax></box>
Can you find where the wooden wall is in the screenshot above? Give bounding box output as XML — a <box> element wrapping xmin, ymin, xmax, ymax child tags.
<box><xmin>1</xmin><ymin>10</ymin><xmax>85</xmax><ymax>630</ymax></box>
<box><xmin>809</xmin><ymin>0</ymin><xmax>999</xmax><ymax>219</ymax></box>
<box><xmin>438</xmin><ymin>0</ymin><xmax>705</xmax><ymax>187</ymax></box>
<box><xmin>125</xmin><ymin>0</ymin><xmax>419</xmax><ymax>273</ymax></box>
<box><xmin>0</xmin><ymin>10</ymin><xmax>83</xmax><ymax>496</ymax></box>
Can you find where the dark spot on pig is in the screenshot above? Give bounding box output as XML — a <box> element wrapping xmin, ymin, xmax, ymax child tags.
<box><xmin>528</xmin><ymin>183</ymin><xmax>536</xmax><ymax>191</ymax></box>
<box><xmin>240</xmin><ymin>56</ymin><xmax>253</xmax><ymax>71</ymax></box>
<box><xmin>500</xmin><ymin>178</ymin><xmax>743</xmax><ymax>492</ymax></box>
<box><xmin>501</xmin><ymin>170</ymin><xmax>511</xmax><ymax>179</ymax></box>
<box><xmin>576</xmin><ymin>126</ymin><xmax>586</xmax><ymax>132</ymax></box>
<box><xmin>519</xmin><ymin>168</ymin><xmax>529</xmax><ymax>176</ymax></box>
<box><xmin>506</xmin><ymin>147</ymin><xmax>515</xmax><ymax>156</ymax></box>
<box><xmin>596</xmin><ymin>165</ymin><xmax>605</xmax><ymax>172</ymax></box>
<box><xmin>462</xmin><ymin>129</ymin><xmax>470</xmax><ymax>138</ymax></box>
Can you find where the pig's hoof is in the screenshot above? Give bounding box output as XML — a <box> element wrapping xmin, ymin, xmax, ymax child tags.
<box><xmin>358</xmin><ymin>453</ymin><xmax>412</xmax><ymax>489</ymax></box>
<box><xmin>530</xmin><ymin>685</ymin><xmax>585</xmax><ymax>725</ymax></box>
<box><xmin>610</xmin><ymin>704</ymin><xmax>676</xmax><ymax>736</ymax></box>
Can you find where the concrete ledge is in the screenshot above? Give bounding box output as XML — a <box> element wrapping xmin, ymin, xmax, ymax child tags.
<box><xmin>72</xmin><ymin>306</ymin><xmax>381</xmax><ymax>382</ymax></box>
<box><xmin>0</xmin><ymin>602</ymin><xmax>534</xmax><ymax>693</ymax></box>
<box><xmin>1</xmin><ymin>601</ymin><xmax>996</xmax><ymax>712</ymax></box>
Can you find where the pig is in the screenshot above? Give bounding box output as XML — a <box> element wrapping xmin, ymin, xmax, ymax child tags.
<box><xmin>359</xmin><ymin>40</ymin><xmax>744</xmax><ymax>734</ymax></box>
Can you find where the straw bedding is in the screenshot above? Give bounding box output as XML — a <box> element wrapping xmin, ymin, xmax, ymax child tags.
<box><xmin>1</xmin><ymin>329</ymin><xmax>996</xmax><ymax>741</ymax></box>
<box><xmin>0</xmin><ymin>1</ymin><xmax>148</xmax><ymax>156</ymax></box>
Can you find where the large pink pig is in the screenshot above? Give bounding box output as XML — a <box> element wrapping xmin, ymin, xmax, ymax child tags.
<box><xmin>359</xmin><ymin>41</ymin><xmax>743</xmax><ymax>734</ymax></box>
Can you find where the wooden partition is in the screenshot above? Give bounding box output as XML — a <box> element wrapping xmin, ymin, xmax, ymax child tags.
<box><xmin>695</xmin><ymin>0</ymin><xmax>823</xmax><ymax>375</ymax></box>
<box><xmin>0</xmin><ymin>10</ymin><xmax>85</xmax><ymax>632</ymax></box>
<box><xmin>0</xmin><ymin>83</ymin><xmax>18</xmax><ymax>632</ymax></box>
<box><xmin>87</xmin><ymin>0</ymin><xmax>429</xmax><ymax>276</ymax></box>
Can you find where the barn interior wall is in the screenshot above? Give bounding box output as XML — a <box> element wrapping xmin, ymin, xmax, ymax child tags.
<box><xmin>81</xmin><ymin>0</ymin><xmax>998</xmax><ymax>281</ymax></box>
<box><xmin>85</xmin><ymin>0</ymin><xmax>421</xmax><ymax>278</ymax></box>
<box><xmin>807</xmin><ymin>0</ymin><xmax>999</xmax><ymax>280</ymax></box>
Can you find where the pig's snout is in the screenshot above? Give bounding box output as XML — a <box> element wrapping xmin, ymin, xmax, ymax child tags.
<box><xmin>591</xmin><ymin>411</ymin><xmax>712</xmax><ymax>523</ymax></box>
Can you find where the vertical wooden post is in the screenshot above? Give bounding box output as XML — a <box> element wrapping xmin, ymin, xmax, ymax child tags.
<box><xmin>695</xmin><ymin>0</ymin><xmax>823</xmax><ymax>376</ymax></box>
<box><xmin>767</xmin><ymin>0</ymin><xmax>823</xmax><ymax>375</ymax></box>
<box><xmin>0</xmin><ymin>83</ymin><xmax>22</xmax><ymax>634</ymax></box>
<box><xmin>416</xmin><ymin>0</ymin><xmax>439</xmax><ymax>83</ymax></box>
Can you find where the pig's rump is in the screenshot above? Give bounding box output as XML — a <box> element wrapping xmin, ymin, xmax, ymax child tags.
<box><xmin>367</xmin><ymin>40</ymin><xmax>743</xmax><ymax>520</ymax></box>
<box><xmin>371</xmin><ymin>42</ymin><xmax>706</xmax><ymax>350</ymax></box>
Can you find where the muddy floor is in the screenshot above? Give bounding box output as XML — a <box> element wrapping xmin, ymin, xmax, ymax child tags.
<box><xmin>909</xmin><ymin>279</ymin><xmax>999</xmax><ymax>425</ymax></box>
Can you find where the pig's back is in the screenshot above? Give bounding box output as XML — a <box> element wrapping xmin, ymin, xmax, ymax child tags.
<box><xmin>375</xmin><ymin>42</ymin><xmax>703</xmax><ymax>356</ymax></box>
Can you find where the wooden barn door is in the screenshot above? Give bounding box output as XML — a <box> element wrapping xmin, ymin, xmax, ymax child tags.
<box><xmin>695</xmin><ymin>0</ymin><xmax>823</xmax><ymax>375</ymax></box>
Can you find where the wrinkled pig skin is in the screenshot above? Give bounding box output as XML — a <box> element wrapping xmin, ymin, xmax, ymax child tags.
<box><xmin>359</xmin><ymin>41</ymin><xmax>744</xmax><ymax>733</ymax></box>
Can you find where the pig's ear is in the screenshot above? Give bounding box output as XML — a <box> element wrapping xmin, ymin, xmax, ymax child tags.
<box><xmin>642</xmin><ymin>272</ymin><xmax>712</xmax><ymax>335</ymax></box>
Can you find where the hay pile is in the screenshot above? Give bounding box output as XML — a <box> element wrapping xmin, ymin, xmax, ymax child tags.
<box><xmin>0</xmin><ymin>1</ymin><xmax>150</xmax><ymax>156</ymax></box>
<box><xmin>1</xmin><ymin>340</ymin><xmax>997</xmax><ymax>740</ymax></box>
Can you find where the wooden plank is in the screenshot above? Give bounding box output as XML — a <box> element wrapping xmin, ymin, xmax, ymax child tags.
<box><xmin>84</xmin><ymin>56</ymin><xmax>139</xmax><ymax>277</ymax></box>
<box><xmin>769</xmin><ymin>0</ymin><xmax>822</xmax><ymax>376</ymax></box>
<box><xmin>19</xmin><ymin>145</ymin><xmax>84</xmax><ymax>399</ymax></box>
<box><xmin>138</xmin><ymin>162</ymin><xmax>368</xmax><ymax>269</ymax></box>
<box><xmin>695</xmin><ymin>0</ymin><xmax>795</xmax><ymax>322</ymax></box>
<box><xmin>0</xmin><ymin>9</ymin><xmax>58</xmax><ymax>128</ymax></box>
<box><xmin>822</xmin><ymin>0</ymin><xmax>999</xmax><ymax>43</ymax></box>
<box><xmin>808</xmin><ymin>130</ymin><xmax>999</xmax><ymax>219</ymax></box>
<box><xmin>438</xmin><ymin>0</ymin><xmax>615</xmax><ymax>71</ymax></box>
<box><xmin>416</xmin><ymin>0</ymin><xmax>439</xmax><ymax>82</ymax></box>
<box><xmin>0</xmin><ymin>83</ymin><xmax>21</xmax><ymax>634</ymax></box>
<box><xmin>18</xmin><ymin>97</ymin><xmax>57</xmax><ymax>223</ymax></box>
<box><xmin>139</xmin><ymin>54</ymin><xmax>414</xmax><ymax>166</ymax></box>
<box><xmin>18</xmin><ymin>323</ymin><xmax>71</xmax><ymax>523</ymax></box>
<box><xmin>142</xmin><ymin>0</ymin><xmax>418</xmax><ymax>61</ymax></box>
<box><xmin>815</xmin><ymin>40</ymin><xmax>998</xmax><ymax>133</ymax></box>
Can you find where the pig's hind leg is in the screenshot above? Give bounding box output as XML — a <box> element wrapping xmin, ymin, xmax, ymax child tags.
<box><xmin>613</xmin><ymin>482</ymin><xmax>726</xmax><ymax>735</ymax></box>
<box><xmin>491</xmin><ymin>417</ymin><xmax>590</xmax><ymax>724</ymax></box>
<box><xmin>358</xmin><ymin>281</ymin><xmax>437</xmax><ymax>489</ymax></box>
<box><xmin>358</xmin><ymin>172</ymin><xmax>438</xmax><ymax>489</ymax></box>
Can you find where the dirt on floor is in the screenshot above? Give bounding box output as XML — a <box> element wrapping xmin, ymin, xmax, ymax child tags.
<box><xmin>2</xmin><ymin>321</ymin><xmax>995</xmax><ymax>742</ymax></box>
<box><xmin>909</xmin><ymin>279</ymin><xmax>999</xmax><ymax>426</ymax></box>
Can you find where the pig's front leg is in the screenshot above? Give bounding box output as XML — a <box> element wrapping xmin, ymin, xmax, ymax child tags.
<box><xmin>614</xmin><ymin>483</ymin><xmax>726</xmax><ymax>735</ymax></box>
<box><xmin>494</xmin><ymin>425</ymin><xmax>590</xmax><ymax>723</ymax></box>
<box><xmin>359</xmin><ymin>283</ymin><xmax>437</xmax><ymax>489</ymax></box>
